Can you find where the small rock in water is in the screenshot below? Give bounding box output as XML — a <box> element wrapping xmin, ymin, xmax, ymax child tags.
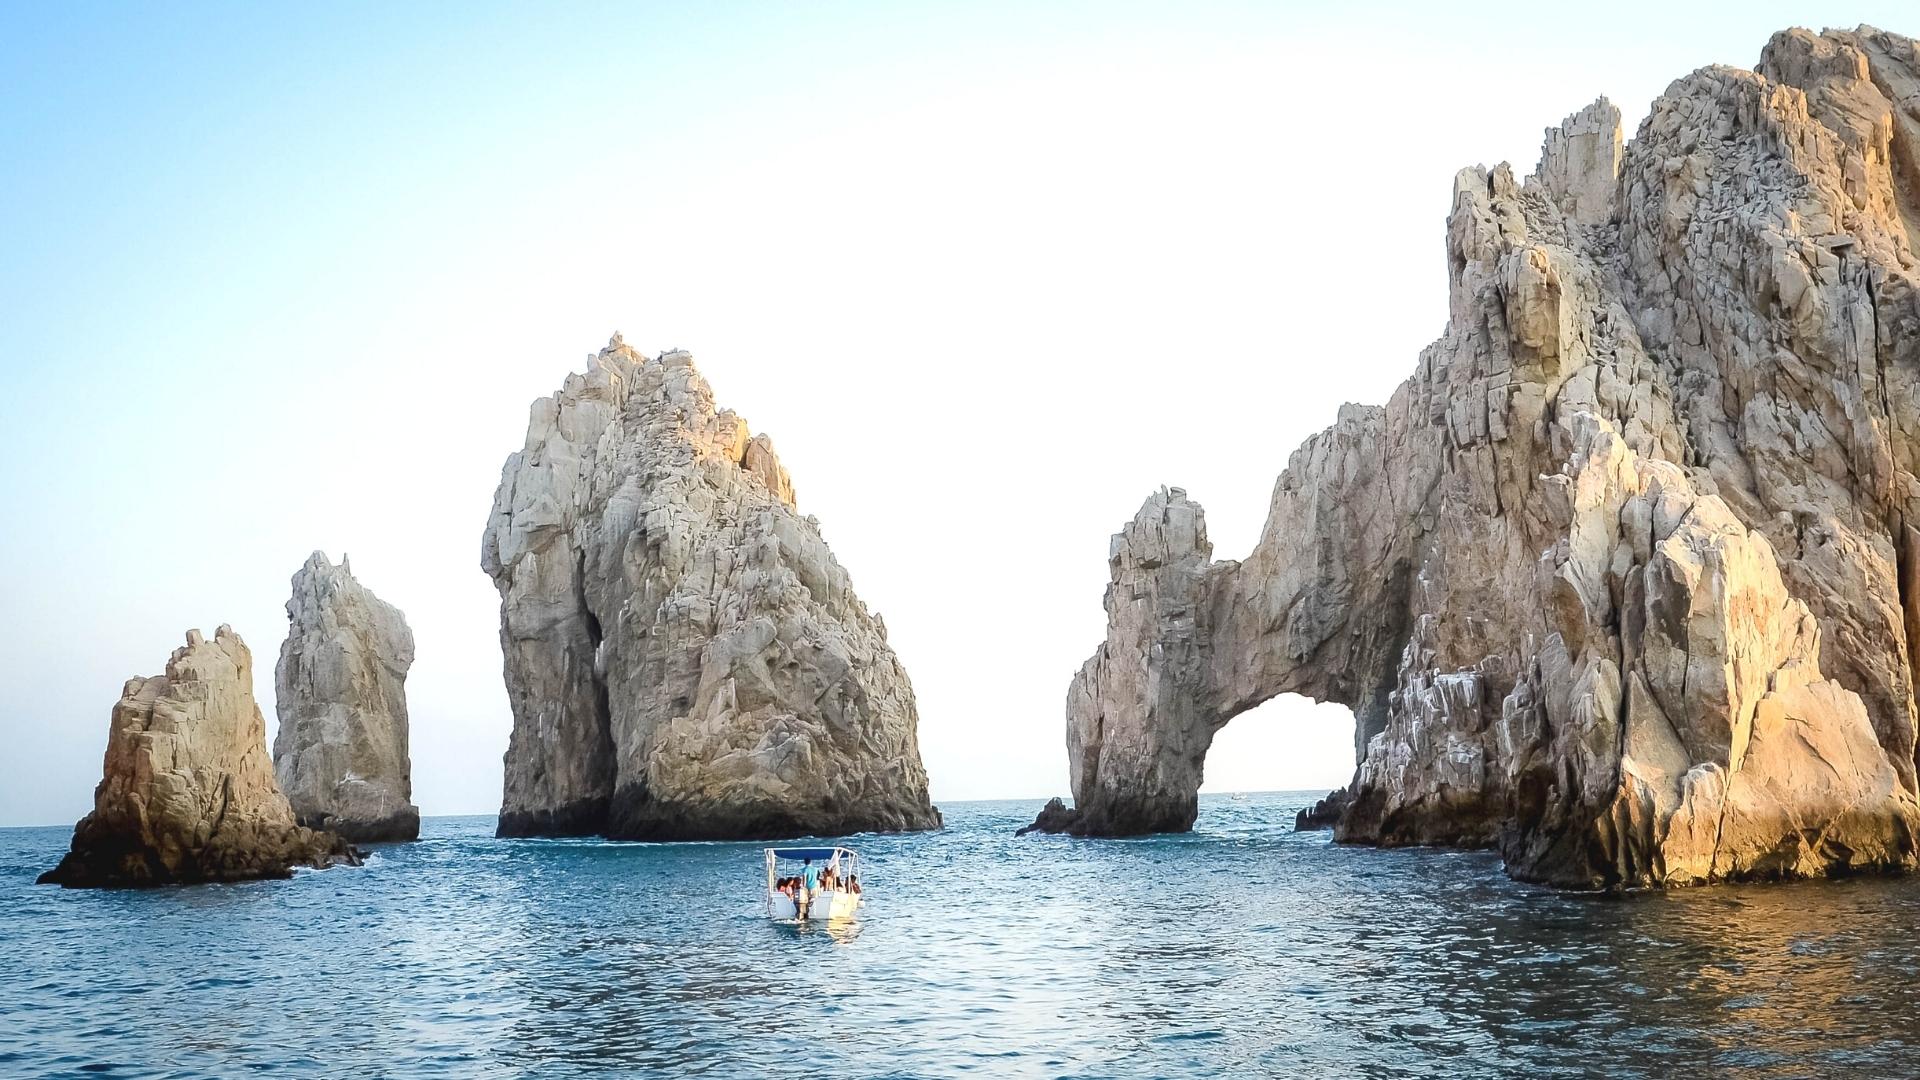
<box><xmin>1295</xmin><ymin>787</ymin><xmax>1352</xmax><ymax>832</ymax></box>
<box><xmin>1016</xmin><ymin>797</ymin><xmax>1080</xmax><ymax>836</ymax></box>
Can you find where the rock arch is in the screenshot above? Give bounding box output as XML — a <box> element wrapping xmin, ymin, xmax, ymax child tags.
<box><xmin>1064</xmin><ymin>401</ymin><xmax>1413</xmax><ymax>839</ymax></box>
<box><xmin>1051</xmin><ymin>28</ymin><xmax>1920</xmax><ymax>888</ymax></box>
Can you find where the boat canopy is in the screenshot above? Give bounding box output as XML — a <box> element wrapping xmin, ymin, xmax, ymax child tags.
<box><xmin>767</xmin><ymin>846</ymin><xmax>852</xmax><ymax>861</ymax></box>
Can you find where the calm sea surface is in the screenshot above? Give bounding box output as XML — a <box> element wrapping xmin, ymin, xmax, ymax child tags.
<box><xmin>5</xmin><ymin>793</ymin><xmax>1920</xmax><ymax>1078</ymax></box>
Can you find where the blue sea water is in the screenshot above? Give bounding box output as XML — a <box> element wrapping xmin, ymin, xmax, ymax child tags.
<box><xmin>5</xmin><ymin>793</ymin><xmax>1920</xmax><ymax>1078</ymax></box>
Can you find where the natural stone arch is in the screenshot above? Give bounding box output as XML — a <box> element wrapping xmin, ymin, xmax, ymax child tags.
<box><xmin>1063</xmin><ymin>399</ymin><xmax>1417</xmax><ymax>838</ymax></box>
<box><xmin>1042</xmin><ymin>28</ymin><xmax>1920</xmax><ymax>890</ymax></box>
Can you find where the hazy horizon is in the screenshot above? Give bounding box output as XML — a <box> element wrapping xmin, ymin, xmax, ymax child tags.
<box><xmin>5</xmin><ymin>1</ymin><xmax>1912</xmax><ymax>827</ymax></box>
<box><xmin>0</xmin><ymin>788</ymin><xmax>1336</xmax><ymax>830</ymax></box>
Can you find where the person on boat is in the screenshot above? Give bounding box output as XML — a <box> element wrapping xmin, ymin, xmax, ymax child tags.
<box><xmin>798</xmin><ymin>858</ymin><xmax>820</xmax><ymax>919</ymax></box>
<box><xmin>847</xmin><ymin>874</ymin><xmax>860</xmax><ymax>895</ymax></box>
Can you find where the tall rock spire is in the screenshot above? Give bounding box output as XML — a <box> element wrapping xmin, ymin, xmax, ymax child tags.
<box><xmin>273</xmin><ymin>551</ymin><xmax>419</xmax><ymax>843</ymax></box>
<box><xmin>40</xmin><ymin>627</ymin><xmax>358</xmax><ymax>887</ymax></box>
<box><xmin>482</xmin><ymin>338</ymin><xmax>940</xmax><ymax>840</ymax></box>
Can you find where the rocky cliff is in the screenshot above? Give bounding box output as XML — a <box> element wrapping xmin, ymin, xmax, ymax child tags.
<box><xmin>481</xmin><ymin>336</ymin><xmax>941</xmax><ymax>840</ymax></box>
<box><xmin>273</xmin><ymin>552</ymin><xmax>419</xmax><ymax>842</ymax></box>
<box><xmin>40</xmin><ymin>627</ymin><xmax>358</xmax><ymax>887</ymax></box>
<box><xmin>1050</xmin><ymin>26</ymin><xmax>1920</xmax><ymax>888</ymax></box>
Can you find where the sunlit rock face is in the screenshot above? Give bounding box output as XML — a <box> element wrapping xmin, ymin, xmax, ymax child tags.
<box><xmin>273</xmin><ymin>552</ymin><xmax>419</xmax><ymax>842</ymax></box>
<box><xmin>1060</xmin><ymin>25</ymin><xmax>1920</xmax><ymax>887</ymax></box>
<box><xmin>482</xmin><ymin>336</ymin><xmax>941</xmax><ymax>841</ymax></box>
<box><xmin>39</xmin><ymin>627</ymin><xmax>358</xmax><ymax>888</ymax></box>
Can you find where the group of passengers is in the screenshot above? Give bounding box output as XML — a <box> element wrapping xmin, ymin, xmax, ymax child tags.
<box><xmin>774</xmin><ymin>857</ymin><xmax>860</xmax><ymax>918</ymax></box>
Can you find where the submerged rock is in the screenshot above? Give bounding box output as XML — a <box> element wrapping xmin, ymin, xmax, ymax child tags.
<box><xmin>482</xmin><ymin>337</ymin><xmax>941</xmax><ymax>840</ymax></box>
<box><xmin>1016</xmin><ymin>797</ymin><xmax>1080</xmax><ymax>836</ymax></box>
<box><xmin>272</xmin><ymin>552</ymin><xmax>419</xmax><ymax>842</ymax></box>
<box><xmin>1062</xmin><ymin>25</ymin><xmax>1920</xmax><ymax>888</ymax></box>
<box><xmin>40</xmin><ymin>627</ymin><xmax>358</xmax><ymax>888</ymax></box>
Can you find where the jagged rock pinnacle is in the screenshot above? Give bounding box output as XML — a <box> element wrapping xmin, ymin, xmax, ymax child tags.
<box><xmin>482</xmin><ymin>338</ymin><xmax>940</xmax><ymax>840</ymax></box>
<box><xmin>40</xmin><ymin>627</ymin><xmax>358</xmax><ymax>887</ymax></box>
<box><xmin>272</xmin><ymin>551</ymin><xmax>419</xmax><ymax>843</ymax></box>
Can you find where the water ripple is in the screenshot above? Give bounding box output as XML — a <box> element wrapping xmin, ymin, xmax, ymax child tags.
<box><xmin>6</xmin><ymin>796</ymin><xmax>1920</xmax><ymax>1076</ymax></box>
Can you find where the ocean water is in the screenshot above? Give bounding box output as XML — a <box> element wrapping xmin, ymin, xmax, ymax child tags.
<box><xmin>5</xmin><ymin>793</ymin><xmax>1920</xmax><ymax>1078</ymax></box>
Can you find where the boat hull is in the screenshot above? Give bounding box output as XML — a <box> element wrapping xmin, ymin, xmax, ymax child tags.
<box><xmin>767</xmin><ymin>889</ymin><xmax>860</xmax><ymax>922</ymax></box>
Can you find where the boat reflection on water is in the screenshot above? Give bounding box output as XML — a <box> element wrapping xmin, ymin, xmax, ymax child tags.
<box><xmin>781</xmin><ymin>917</ymin><xmax>864</xmax><ymax>944</ymax></box>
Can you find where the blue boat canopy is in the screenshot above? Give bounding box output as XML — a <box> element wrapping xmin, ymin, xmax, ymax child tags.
<box><xmin>768</xmin><ymin>847</ymin><xmax>849</xmax><ymax>861</ymax></box>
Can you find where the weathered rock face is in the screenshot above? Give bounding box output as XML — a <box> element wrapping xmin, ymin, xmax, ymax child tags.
<box><xmin>40</xmin><ymin>627</ymin><xmax>358</xmax><ymax>888</ymax></box>
<box><xmin>482</xmin><ymin>336</ymin><xmax>941</xmax><ymax>840</ymax></box>
<box><xmin>1061</xmin><ymin>26</ymin><xmax>1920</xmax><ymax>888</ymax></box>
<box><xmin>272</xmin><ymin>552</ymin><xmax>419</xmax><ymax>842</ymax></box>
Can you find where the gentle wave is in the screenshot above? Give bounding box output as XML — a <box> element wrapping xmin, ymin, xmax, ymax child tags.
<box><xmin>5</xmin><ymin>795</ymin><xmax>1920</xmax><ymax>1077</ymax></box>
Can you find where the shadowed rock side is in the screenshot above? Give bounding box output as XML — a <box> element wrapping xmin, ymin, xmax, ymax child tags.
<box><xmin>272</xmin><ymin>552</ymin><xmax>419</xmax><ymax>842</ymax></box>
<box><xmin>1294</xmin><ymin>788</ymin><xmax>1352</xmax><ymax>832</ymax></box>
<box><xmin>482</xmin><ymin>336</ymin><xmax>941</xmax><ymax>841</ymax></box>
<box><xmin>1057</xmin><ymin>25</ymin><xmax>1920</xmax><ymax>888</ymax></box>
<box><xmin>1016</xmin><ymin>797</ymin><xmax>1079</xmax><ymax>836</ymax></box>
<box><xmin>39</xmin><ymin>627</ymin><xmax>358</xmax><ymax>888</ymax></box>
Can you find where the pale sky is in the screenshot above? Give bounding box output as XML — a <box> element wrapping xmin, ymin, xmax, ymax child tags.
<box><xmin>3</xmin><ymin>2</ymin><xmax>1911</xmax><ymax>826</ymax></box>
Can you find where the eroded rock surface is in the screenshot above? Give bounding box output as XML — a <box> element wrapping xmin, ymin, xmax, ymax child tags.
<box><xmin>1062</xmin><ymin>25</ymin><xmax>1920</xmax><ymax>887</ymax></box>
<box><xmin>482</xmin><ymin>336</ymin><xmax>940</xmax><ymax>840</ymax></box>
<box><xmin>40</xmin><ymin>627</ymin><xmax>358</xmax><ymax>888</ymax></box>
<box><xmin>273</xmin><ymin>552</ymin><xmax>419</xmax><ymax>842</ymax></box>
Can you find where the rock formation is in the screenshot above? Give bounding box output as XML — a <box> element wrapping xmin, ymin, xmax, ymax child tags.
<box><xmin>272</xmin><ymin>551</ymin><xmax>419</xmax><ymax>842</ymax></box>
<box><xmin>481</xmin><ymin>335</ymin><xmax>941</xmax><ymax>840</ymax></box>
<box><xmin>40</xmin><ymin>627</ymin><xmax>358</xmax><ymax>888</ymax></box>
<box><xmin>1294</xmin><ymin>787</ymin><xmax>1351</xmax><ymax>832</ymax></box>
<box><xmin>1016</xmin><ymin>797</ymin><xmax>1077</xmax><ymax>837</ymax></box>
<box><xmin>1050</xmin><ymin>26</ymin><xmax>1920</xmax><ymax>888</ymax></box>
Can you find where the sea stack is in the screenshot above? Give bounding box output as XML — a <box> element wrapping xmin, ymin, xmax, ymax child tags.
<box><xmin>272</xmin><ymin>552</ymin><xmax>420</xmax><ymax>842</ymax></box>
<box><xmin>1045</xmin><ymin>26</ymin><xmax>1920</xmax><ymax>889</ymax></box>
<box><xmin>39</xmin><ymin>626</ymin><xmax>357</xmax><ymax>887</ymax></box>
<box><xmin>482</xmin><ymin>335</ymin><xmax>941</xmax><ymax>840</ymax></box>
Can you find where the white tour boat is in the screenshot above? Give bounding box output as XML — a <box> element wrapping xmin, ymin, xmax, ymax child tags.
<box><xmin>764</xmin><ymin>846</ymin><xmax>863</xmax><ymax>923</ymax></box>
